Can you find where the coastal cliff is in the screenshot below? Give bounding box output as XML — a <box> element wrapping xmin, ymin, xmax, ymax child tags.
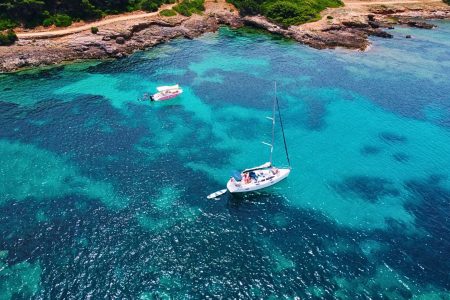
<box><xmin>0</xmin><ymin>0</ymin><xmax>449</xmax><ymax>72</ymax></box>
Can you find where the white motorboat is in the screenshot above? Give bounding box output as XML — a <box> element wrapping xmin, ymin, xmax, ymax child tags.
<box><xmin>151</xmin><ymin>84</ymin><xmax>183</xmax><ymax>101</ymax></box>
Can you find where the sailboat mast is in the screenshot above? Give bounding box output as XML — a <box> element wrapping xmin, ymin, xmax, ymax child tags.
<box><xmin>275</xmin><ymin>84</ymin><xmax>291</xmax><ymax>168</ymax></box>
<box><xmin>269</xmin><ymin>83</ymin><xmax>276</xmax><ymax>165</ymax></box>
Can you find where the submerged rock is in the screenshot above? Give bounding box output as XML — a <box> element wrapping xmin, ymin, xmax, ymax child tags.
<box><xmin>368</xmin><ymin>20</ymin><xmax>381</xmax><ymax>28</ymax></box>
<box><xmin>369</xmin><ymin>29</ymin><xmax>393</xmax><ymax>38</ymax></box>
<box><xmin>406</xmin><ymin>20</ymin><xmax>435</xmax><ymax>29</ymax></box>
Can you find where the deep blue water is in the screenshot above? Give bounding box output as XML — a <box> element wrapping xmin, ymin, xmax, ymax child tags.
<box><xmin>0</xmin><ymin>22</ymin><xmax>449</xmax><ymax>299</ymax></box>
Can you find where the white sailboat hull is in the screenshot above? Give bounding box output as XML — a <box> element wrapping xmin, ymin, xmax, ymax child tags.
<box><xmin>226</xmin><ymin>168</ymin><xmax>290</xmax><ymax>193</ymax></box>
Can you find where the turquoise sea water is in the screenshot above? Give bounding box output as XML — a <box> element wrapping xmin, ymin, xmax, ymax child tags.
<box><xmin>0</xmin><ymin>22</ymin><xmax>450</xmax><ymax>298</ymax></box>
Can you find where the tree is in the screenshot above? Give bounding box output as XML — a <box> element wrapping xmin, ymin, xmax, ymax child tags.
<box><xmin>141</xmin><ymin>0</ymin><xmax>159</xmax><ymax>12</ymax></box>
<box><xmin>6</xmin><ymin>0</ymin><xmax>46</xmax><ymax>27</ymax></box>
<box><xmin>81</xmin><ymin>0</ymin><xmax>103</xmax><ymax>19</ymax></box>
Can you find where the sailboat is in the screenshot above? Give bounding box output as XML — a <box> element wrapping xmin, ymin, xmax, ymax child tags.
<box><xmin>207</xmin><ymin>83</ymin><xmax>291</xmax><ymax>199</ymax></box>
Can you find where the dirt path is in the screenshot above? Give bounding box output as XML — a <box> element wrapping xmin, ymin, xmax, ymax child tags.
<box><xmin>17</xmin><ymin>4</ymin><xmax>175</xmax><ymax>39</ymax></box>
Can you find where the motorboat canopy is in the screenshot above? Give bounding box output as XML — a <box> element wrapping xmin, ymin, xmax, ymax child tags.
<box><xmin>157</xmin><ymin>84</ymin><xmax>180</xmax><ymax>92</ymax></box>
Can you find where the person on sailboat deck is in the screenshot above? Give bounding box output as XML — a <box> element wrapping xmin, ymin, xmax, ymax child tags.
<box><xmin>243</xmin><ymin>173</ymin><xmax>251</xmax><ymax>184</ymax></box>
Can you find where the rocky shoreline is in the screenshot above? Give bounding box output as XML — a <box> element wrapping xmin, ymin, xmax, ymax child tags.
<box><xmin>0</xmin><ymin>11</ymin><xmax>242</xmax><ymax>73</ymax></box>
<box><xmin>243</xmin><ymin>2</ymin><xmax>450</xmax><ymax>50</ymax></box>
<box><xmin>0</xmin><ymin>0</ymin><xmax>449</xmax><ymax>73</ymax></box>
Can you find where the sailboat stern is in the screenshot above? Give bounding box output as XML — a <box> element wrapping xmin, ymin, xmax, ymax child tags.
<box><xmin>226</xmin><ymin>178</ymin><xmax>242</xmax><ymax>193</ymax></box>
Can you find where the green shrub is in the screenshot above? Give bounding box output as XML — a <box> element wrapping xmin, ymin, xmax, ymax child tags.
<box><xmin>54</xmin><ymin>14</ymin><xmax>72</xmax><ymax>27</ymax></box>
<box><xmin>91</xmin><ymin>26</ymin><xmax>99</xmax><ymax>34</ymax></box>
<box><xmin>173</xmin><ymin>0</ymin><xmax>205</xmax><ymax>16</ymax></box>
<box><xmin>160</xmin><ymin>9</ymin><xmax>177</xmax><ymax>17</ymax></box>
<box><xmin>141</xmin><ymin>0</ymin><xmax>159</xmax><ymax>12</ymax></box>
<box><xmin>263</xmin><ymin>1</ymin><xmax>321</xmax><ymax>26</ymax></box>
<box><xmin>42</xmin><ymin>14</ymin><xmax>73</xmax><ymax>27</ymax></box>
<box><xmin>229</xmin><ymin>0</ymin><xmax>342</xmax><ymax>25</ymax></box>
<box><xmin>0</xmin><ymin>18</ymin><xmax>18</xmax><ymax>31</ymax></box>
<box><xmin>229</xmin><ymin>0</ymin><xmax>261</xmax><ymax>16</ymax></box>
<box><xmin>42</xmin><ymin>18</ymin><xmax>54</xmax><ymax>27</ymax></box>
<box><xmin>0</xmin><ymin>29</ymin><xmax>18</xmax><ymax>46</ymax></box>
<box><xmin>7</xmin><ymin>29</ymin><xmax>17</xmax><ymax>41</ymax></box>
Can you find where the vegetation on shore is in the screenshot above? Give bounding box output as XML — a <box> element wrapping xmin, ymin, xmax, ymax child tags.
<box><xmin>227</xmin><ymin>0</ymin><xmax>343</xmax><ymax>27</ymax></box>
<box><xmin>173</xmin><ymin>0</ymin><xmax>205</xmax><ymax>16</ymax></box>
<box><xmin>0</xmin><ymin>0</ymin><xmax>175</xmax><ymax>30</ymax></box>
<box><xmin>160</xmin><ymin>9</ymin><xmax>178</xmax><ymax>16</ymax></box>
<box><xmin>42</xmin><ymin>14</ymin><xmax>73</xmax><ymax>27</ymax></box>
<box><xmin>0</xmin><ymin>29</ymin><xmax>18</xmax><ymax>46</ymax></box>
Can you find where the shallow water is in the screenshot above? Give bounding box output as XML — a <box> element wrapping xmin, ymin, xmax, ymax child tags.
<box><xmin>0</xmin><ymin>22</ymin><xmax>449</xmax><ymax>299</ymax></box>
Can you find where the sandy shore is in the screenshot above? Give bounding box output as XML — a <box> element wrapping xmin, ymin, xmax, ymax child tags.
<box><xmin>0</xmin><ymin>0</ymin><xmax>449</xmax><ymax>72</ymax></box>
